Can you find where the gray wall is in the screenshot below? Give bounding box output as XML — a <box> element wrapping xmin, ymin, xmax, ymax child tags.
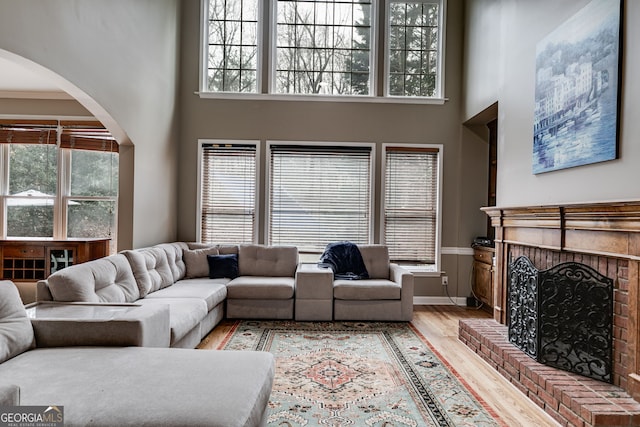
<box><xmin>0</xmin><ymin>0</ymin><xmax>492</xmax><ymax>299</ymax></box>
<box><xmin>0</xmin><ymin>0</ymin><xmax>181</xmax><ymax>250</ymax></box>
<box><xmin>464</xmin><ymin>0</ymin><xmax>640</xmax><ymax>207</ymax></box>
<box><xmin>177</xmin><ymin>0</ymin><xmax>486</xmax><ymax>298</ymax></box>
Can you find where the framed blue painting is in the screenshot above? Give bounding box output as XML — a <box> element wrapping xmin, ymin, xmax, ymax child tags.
<box><xmin>532</xmin><ymin>0</ymin><xmax>622</xmax><ymax>174</ymax></box>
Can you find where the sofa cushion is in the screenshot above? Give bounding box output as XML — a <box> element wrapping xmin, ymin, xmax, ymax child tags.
<box><xmin>183</xmin><ymin>247</ymin><xmax>219</xmax><ymax>278</ymax></box>
<box><xmin>208</xmin><ymin>254</ymin><xmax>239</xmax><ymax>279</ymax></box>
<box><xmin>358</xmin><ymin>245</ymin><xmax>390</xmax><ymax>279</ymax></box>
<box><xmin>226</xmin><ymin>276</ymin><xmax>295</xmax><ymax>299</ymax></box>
<box><xmin>145</xmin><ymin>278</ymin><xmax>228</xmax><ymax>311</ymax></box>
<box><xmin>333</xmin><ymin>279</ymin><xmax>401</xmax><ymax>300</ymax></box>
<box><xmin>0</xmin><ymin>281</ymin><xmax>34</xmax><ymax>363</ymax></box>
<box><xmin>47</xmin><ymin>254</ymin><xmax>139</xmax><ymax>303</ymax></box>
<box><xmin>238</xmin><ymin>244</ymin><xmax>298</xmax><ymax>277</ymax></box>
<box><xmin>154</xmin><ymin>242</ymin><xmax>189</xmax><ymax>283</ymax></box>
<box><xmin>122</xmin><ymin>248</ymin><xmax>174</xmax><ymax>297</ymax></box>
<box><xmin>135</xmin><ymin>298</ymin><xmax>207</xmax><ymax>345</ymax></box>
<box><xmin>0</xmin><ymin>347</ymin><xmax>274</xmax><ymax>427</ymax></box>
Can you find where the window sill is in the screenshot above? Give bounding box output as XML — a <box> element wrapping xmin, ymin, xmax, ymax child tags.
<box><xmin>195</xmin><ymin>91</ymin><xmax>447</xmax><ymax>105</ymax></box>
<box><xmin>397</xmin><ymin>264</ymin><xmax>440</xmax><ymax>277</ymax></box>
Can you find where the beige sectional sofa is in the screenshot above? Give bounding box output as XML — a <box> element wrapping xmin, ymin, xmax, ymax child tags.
<box><xmin>0</xmin><ymin>280</ymin><xmax>274</xmax><ymax>427</ymax></box>
<box><xmin>36</xmin><ymin>242</ymin><xmax>413</xmax><ymax>349</ymax></box>
<box><xmin>36</xmin><ymin>242</ymin><xmax>300</xmax><ymax>348</ymax></box>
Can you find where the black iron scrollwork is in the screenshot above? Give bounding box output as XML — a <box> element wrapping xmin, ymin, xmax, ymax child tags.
<box><xmin>508</xmin><ymin>256</ymin><xmax>539</xmax><ymax>359</ymax></box>
<box><xmin>507</xmin><ymin>256</ymin><xmax>613</xmax><ymax>383</ymax></box>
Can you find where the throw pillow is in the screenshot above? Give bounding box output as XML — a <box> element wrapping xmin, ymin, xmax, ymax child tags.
<box><xmin>184</xmin><ymin>247</ymin><xmax>220</xmax><ymax>278</ymax></box>
<box><xmin>207</xmin><ymin>254</ymin><xmax>239</xmax><ymax>279</ymax></box>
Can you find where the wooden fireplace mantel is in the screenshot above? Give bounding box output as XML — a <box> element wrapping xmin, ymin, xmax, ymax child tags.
<box><xmin>482</xmin><ymin>200</ymin><xmax>640</xmax><ymax>399</ymax></box>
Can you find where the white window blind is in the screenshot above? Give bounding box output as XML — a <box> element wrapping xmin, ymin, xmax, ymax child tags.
<box><xmin>269</xmin><ymin>145</ymin><xmax>371</xmax><ymax>252</ymax></box>
<box><xmin>201</xmin><ymin>143</ymin><xmax>257</xmax><ymax>244</ymax></box>
<box><xmin>384</xmin><ymin>146</ymin><xmax>439</xmax><ymax>263</ymax></box>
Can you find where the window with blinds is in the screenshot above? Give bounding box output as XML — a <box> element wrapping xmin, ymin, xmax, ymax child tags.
<box><xmin>383</xmin><ymin>146</ymin><xmax>439</xmax><ymax>263</ymax></box>
<box><xmin>269</xmin><ymin>144</ymin><xmax>372</xmax><ymax>252</ymax></box>
<box><xmin>200</xmin><ymin>142</ymin><xmax>257</xmax><ymax>244</ymax></box>
<box><xmin>0</xmin><ymin>120</ymin><xmax>118</xmax><ymax>246</ymax></box>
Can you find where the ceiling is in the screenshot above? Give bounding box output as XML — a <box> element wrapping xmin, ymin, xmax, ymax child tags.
<box><xmin>0</xmin><ymin>56</ymin><xmax>69</xmax><ymax>98</ymax></box>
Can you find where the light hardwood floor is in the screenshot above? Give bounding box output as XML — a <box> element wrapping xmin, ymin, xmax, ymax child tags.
<box><xmin>199</xmin><ymin>305</ymin><xmax>560</xmax><ymax>427</ymax></box>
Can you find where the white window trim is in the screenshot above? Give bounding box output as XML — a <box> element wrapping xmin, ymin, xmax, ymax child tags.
<box><xmin>265</xmin><ymin>140</ymin><xmax>375</xmax><ymax>248</ymax></box>
<box><xmin>199</xmin><ymin>0</ymin><xmax>265</xmax><ymax>94</ymax></box>
<box><xmin>384</xmin><ymin>0</ymin><xmax>447</xmax><ymax>99</ymax></box>
<box><xmin>196</xmin><ymin>139</ymin><xmax>261</xmax><ymax>243</ymax></box>
<box><xmin>379</xmin><ymin>142</ymin><xmax>443</xmax><ymax>274</ymax></box>
<box><xmin>0</xmin><ymin>144</ymin><xmax>118</xmax><ymax>242</ymax></box>
<box><xmin>199</xmin><ymin>0</ymin><xmax>447</xmax><ymax>102</ymax></box>
<box><xmin>269</xmin><ymin>0</ymin><xmax>378</xmax><ymax>97</ymax></box>
<box><xmin>0</xmin><ymin>145</ymin><xmax>7</xmax><ymax>240</ymax></box>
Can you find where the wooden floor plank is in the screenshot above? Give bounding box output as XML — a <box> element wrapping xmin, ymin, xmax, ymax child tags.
<box><xmin>199</xmin><ymin>305</ymin><xmax>560</xmax><ymax>426</ymax></box>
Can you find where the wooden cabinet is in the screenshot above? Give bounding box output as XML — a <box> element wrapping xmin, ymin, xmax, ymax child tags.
<box><xmin>472</xmin><ymin>246</ymin><xmax>494</xmax><ymax>310</ymax></box>
<box><xmin>0</xmin><ymin>239</ymin><xmax>110</xmax><ymax>281</ymax></box>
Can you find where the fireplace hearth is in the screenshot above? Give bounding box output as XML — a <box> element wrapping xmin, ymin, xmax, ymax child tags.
<box><xmin>508</xmin><ymin>255</ymin><xmax>613</xmax><ymax>383</ymax></box>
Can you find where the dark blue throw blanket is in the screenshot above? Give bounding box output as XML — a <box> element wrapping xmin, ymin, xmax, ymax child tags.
<box><xmin>319</xmin><ymin>241</ymin><xmax>369</xmax><ymax>280</ymax></box>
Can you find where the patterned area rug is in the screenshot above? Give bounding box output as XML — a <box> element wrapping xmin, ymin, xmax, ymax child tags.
<box><xmin>218</xmin><ymin>321</ymin><xmax>504</xmax><ymax>427</ymax></box>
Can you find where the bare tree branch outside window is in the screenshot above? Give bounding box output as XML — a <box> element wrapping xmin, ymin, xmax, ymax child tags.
<box><xmin>275</xmin><ymin>0</ymin><xmax>372</xmax><ymax>95</ymax></box>
<box><xmin>208</xmin><ymin>0</ymin><xmax>259</xmax><ymax>92</ymax></box>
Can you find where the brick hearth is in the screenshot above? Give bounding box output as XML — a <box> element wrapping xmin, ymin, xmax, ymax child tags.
<box><xmin>459</xmin><ymin>319</ymin><xmax>640</xmax><ymax>427</ymax></box>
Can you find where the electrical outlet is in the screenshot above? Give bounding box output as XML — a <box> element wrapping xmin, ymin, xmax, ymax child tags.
<box><xmin>441</xmin><ymin>276</ymin><xmax>448</xmax><ymax>286</ymax></box>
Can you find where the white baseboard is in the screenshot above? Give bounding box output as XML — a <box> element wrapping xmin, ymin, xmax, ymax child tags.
<box><xmin>413</xmin><ymin>296</ymin><xmax>467</xmax><ymax>305</ymax></box>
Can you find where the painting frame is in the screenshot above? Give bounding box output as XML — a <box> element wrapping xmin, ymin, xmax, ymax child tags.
<box><xmin>532</xmin><ymin>0</ymin><xmax>623</xmax><ymax>174</ymax></box>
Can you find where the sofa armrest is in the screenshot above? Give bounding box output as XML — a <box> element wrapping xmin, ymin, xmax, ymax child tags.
<box><xmin>0</xmin><ymin>384</ymin><xmax>20</xmax><ymax>406</ymax></box>
<box><xmin>36</xmin><ymin>280</ymin><xmax>54</xmax><ymax>302</ymax></box>
<box><xmin>295</xmin><ymin>263</ymin><xmax>334</xmax><ymax>300</ymax></box>
<box><xmin>390</xmin><ymin>263</ymin><xmax>414</xmax><ymax>321</ymax></box>
<box><xmin>29</xmin><ymin>302</ymin><xmax>171</xmax><ymax>348</ymax></box>
<box><xmin>295</xmin><ymin>263</ymin><xmax>334</xmax><ymax>321</ymax></box>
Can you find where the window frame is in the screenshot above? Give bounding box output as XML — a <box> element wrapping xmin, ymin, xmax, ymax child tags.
<box><xmin>266</xmin><ymin>140</ymin><xmax>375</xmax><ymax>257</ymax></box>
<box><xmin>0</xmin><ymin>142</ymin><xmax>118</xmax><ymax>244</ymax></box>
<box><xmin>200</xmin><ymin>0</ymin><xmax>265</xmax><ymax>94</ymax></box>
<box><xmin>199</xmin><ymin>0</ymin><xmax>446</xmax><ymax>103</ymax></box>
<box><xmin>384</xmin><ymin>0</ymin><xmax>446</xmax><ymax>99</ymax></box>
<box><xmin>196</xmin><ymin>139</ymin><xmax>443</xmax><ymax>271</ymax></box>
<box><xmin>380</xmin><ymin>142</ymin><xmax>443</xmax><ymax>275</ymax></box>
<box><xmin>269</xmin><ymin>0</ymin><xmax>378</xmax><ymax>97</ymax></box>
<box><xmin>197</xmin><ymin>139</ymin><xmax>261</xmax><ymax>244</ymax></box>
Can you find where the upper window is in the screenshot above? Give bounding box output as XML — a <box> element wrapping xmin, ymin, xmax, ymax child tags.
<box><xmin>274</xmin><ymin>0</ymin><xmax>373</xmax><ymax>95</ymax></box>
<box><xmin>204</xmin><ymin>0</ymin><xmax>261</xmax><ymax>92</ymax></box>
<box><xmin>202</xmin><ymin>0</ymin><xmax>445</xmax><ymax>99</ymax></box>
<box><xmin>387</xmin><ymin>0</ymin><xmax>442</xmax><ymax>97</ymax></box>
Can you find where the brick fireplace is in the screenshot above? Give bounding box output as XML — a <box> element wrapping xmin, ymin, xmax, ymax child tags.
<box><xmin>460</xmin><ymin>202</ymin><xmax>640</xmax><ymax>426</ymax></box>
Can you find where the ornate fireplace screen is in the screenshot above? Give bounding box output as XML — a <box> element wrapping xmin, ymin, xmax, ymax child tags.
<box><xmin>508</xmin><ymin>256</ymin><xmax>613</xmax><ymax>383</ymax></box>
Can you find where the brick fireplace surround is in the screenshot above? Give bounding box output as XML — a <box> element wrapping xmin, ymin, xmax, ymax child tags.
<box><xmin>459</xmin><ymin>202</ymin><xmax>640</xmax><ymax>427</ymax></box>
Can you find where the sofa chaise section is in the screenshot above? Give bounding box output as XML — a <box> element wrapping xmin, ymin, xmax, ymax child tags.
<box><xmin>36</xmin><ymin>246</ymin><xmax>226</xmax><ymax>349</ymax></box>
<box><xmin>0</xmin><ymin>281</ymin><xmax>274</xmax><ymax>427</ymax></box>
<box><xmin>122</xmin><ymin>244</ymin><xmax>227</xmax><ymax>348</ymax></box>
